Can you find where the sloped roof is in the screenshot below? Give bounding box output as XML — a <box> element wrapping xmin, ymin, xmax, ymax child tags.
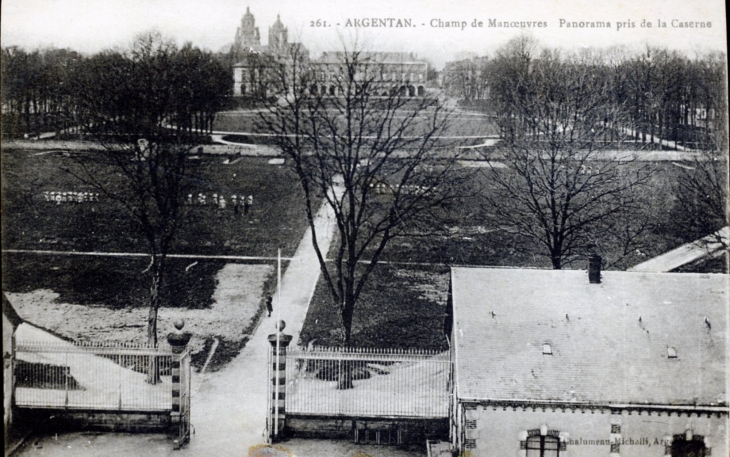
<box><xmin>628</xmin><ymin>226</ymin><xmax>728</xmax><ymax>273</ymax></box>
<box><xmin>451</xmin><ymin>267</ymin><xmax>728</xmax><ymax>406</ymax></box>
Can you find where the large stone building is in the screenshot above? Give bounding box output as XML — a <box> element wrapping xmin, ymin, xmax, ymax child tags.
<box><xmin>310</xmin><ymin>51</ymin><xmax>429</xmax><ymax>98</ymax></box>
<box><xmin>231</xmin><ymin>9</ymin><xmax>432</xmax><ymax>98</ymax></box>
<box><xmin>448</xmin><ymin>262</ymin><xmax>728</xmax><ymax>457</ymax></box>
<box><xmin>231</xmin><ymin>9</ymin><xmax>308</xmax><ymax>97</ymax></box>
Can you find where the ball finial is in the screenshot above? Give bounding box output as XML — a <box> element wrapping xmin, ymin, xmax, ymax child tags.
<box><xmin>275</xmin><ymin>320</ymin><xmax>286</xmax><ymax>331</ymax></box>
<box><xmin>174</xmin><ymin>319</ymin><xmax>185</xmax><ymax>331</ymax></box>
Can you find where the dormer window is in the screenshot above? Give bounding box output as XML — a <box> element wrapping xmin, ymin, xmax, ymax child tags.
<box><xmin>667</xmin><ymin>347</ymin><xmax>678</xmax><ymax>359</ymax></box>
<box><xmin>542</xmin><ymin>344</ymin><xmax>552</xmax><ymax>355</ymax></box>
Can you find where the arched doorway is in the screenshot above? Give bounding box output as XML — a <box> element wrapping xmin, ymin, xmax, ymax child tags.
<box><xmin>671</xmin><ymin>434</ymin><xmax>708</xmax><ymax>457</ymax></box>
<box><xmin>526</xmin><ymin>435</ymin><xmax>561</xmax><ymax>456</ymax></box>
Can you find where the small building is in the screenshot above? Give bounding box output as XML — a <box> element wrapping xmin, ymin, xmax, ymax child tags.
<box><xmin>449</xmin><ymin>264</ymin><xmax>728</xmax><ymax>456</ymax></box>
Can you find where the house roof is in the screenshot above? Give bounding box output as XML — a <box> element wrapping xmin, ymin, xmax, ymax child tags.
<box><xmin>451</xmin><ymin>267</ymin><xmax>728</xmax><ymax>406</ymax></box>
<box><xmin>628</xmin><ymin>226</ymin><xmax>728</xmax><ymax>273</ymax></box>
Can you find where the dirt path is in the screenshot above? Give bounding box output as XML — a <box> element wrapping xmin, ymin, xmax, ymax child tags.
<box><xmin>179</xmin><ymin>192</ymin><xmax>338</xmax><ymax>456</ymax></box>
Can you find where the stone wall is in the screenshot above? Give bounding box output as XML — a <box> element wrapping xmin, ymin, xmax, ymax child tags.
<box><xmin>457</xmin><ymin>402</ymin><xmax>727</xmax><ymax>457</ymax></box>
<box><xmin>15</xmin><ymin>408</ymin><xmax>171</xmax><ymax>433</ymax></box>
<box><xmin>286</xmin><ymin>415</ymin><xmax>448</xmax><ymax>445</ymax></box>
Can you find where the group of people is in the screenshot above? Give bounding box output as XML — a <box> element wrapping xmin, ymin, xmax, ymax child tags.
<box><xmin>44</xmin><ymin>191</ymin><xmax>100</xmax><ymax>204</ymax></box>
<box><xmin>186</xmin><ymin>193</ymin><xmax>254</xmax><ymax>214</ymax></box>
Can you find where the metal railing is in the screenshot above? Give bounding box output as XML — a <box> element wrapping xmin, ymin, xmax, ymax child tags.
<box><xmin>285</xmin><ymin>347</ymin><xmax>451</xmax><ymax>418</ymax></box>
<box><xmin>14</xmin><ymin>340</ymin><xmax>173</xmax><ymax>411</ymax></box>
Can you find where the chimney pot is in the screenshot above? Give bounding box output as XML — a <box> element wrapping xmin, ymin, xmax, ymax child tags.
<box><xmin>589</xmin><ymin>255</ymin><xmax>602</xmax><ymax>284</ymax></box>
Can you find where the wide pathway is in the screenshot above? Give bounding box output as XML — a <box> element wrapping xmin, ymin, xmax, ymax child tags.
<box><xmin>180</xmin><ymin>191</ymin><xmax>338</xmax><ymax>455</ymax></box>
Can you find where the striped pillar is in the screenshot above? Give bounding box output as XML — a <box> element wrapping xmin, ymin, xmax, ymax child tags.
<box><xmin>268</xmin><ymin>321</ymin><xmax>292</xmax><ymax>443</ymax></box>
<box><xmin>167</xmin><ymin>320</ymin><xmax>191</xmax><ymax>431</ymax></box>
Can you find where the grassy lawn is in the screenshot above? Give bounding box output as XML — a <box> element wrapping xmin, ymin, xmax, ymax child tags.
<box><xmin>3</xmin><ymin>136</ymin><xmax>718</xmax><ymax>365</ymax></box>
<box><xmin>2</xmin><ymin>148</ymin><xmax>311</xmax><ymax>370</ymax></box>
<box><xmin>2</xmin><ymin>150</ymin><xmax>309</xmax><ymax>257</ymax></box>
<box><xmin>299</xmin><ymin>264</ymin><xmax>450</xmax><ymax>351</ymax></box>
<box><xmin>213</xmin><ymin>109</ymin><xmax>499</xmax><ymax>138</ymax></box>
<box><xmin>2</xmin><ymin>253</ymin><xmax>221</xmax><ymax>309</ymax></box>
<box><xmin>375</xmin><ymin>161</ymin><xmax>689</xmax><ymax>269</ymax></box>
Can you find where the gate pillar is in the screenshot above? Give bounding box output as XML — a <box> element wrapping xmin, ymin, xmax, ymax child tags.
<box><xmin>268</xmin><ymin>320</ymin><xmax>292</xmax><ymax>442</ymax></box>
<box><xmin>167</xmin><ymin>319</ymin><xmax>192</xmax><ymax>447</ymax></box>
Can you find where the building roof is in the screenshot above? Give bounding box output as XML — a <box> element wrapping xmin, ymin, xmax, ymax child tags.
<box><xmin>628</xmin><ymin>226</ymin><xmax>728</xmax><ymax>273</ymax></box>
<box><xmin>451</xmin><ymin>267</ymin><xmax>728</xmax><ymax>406</ymax></box>
<box><xmin>316</xmin><ymin>51</ymin><xmax>427</xmax><ymax>66</ymax></box>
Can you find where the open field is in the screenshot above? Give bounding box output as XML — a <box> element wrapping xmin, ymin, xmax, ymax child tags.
<box><xmin>3</xmin><ymin>141</ymin><xmax>721</xmax><ymax>361</ymax></box>
<box><xmin>2</xmin><ymin>149</ymin><xmax>311</xmax><ymax>369</ymax></box>
<box><xmin>213</xmin><ymin>108</ymin><xmax>500</xmax><ymax>138</ymax></box>
<box><xmin>3</xmin><ymin>254</ymin><xmax>221</xmax><ymax>309</ymax></box>
<box><xmin>1</xmin><ymin>150</ymin><xmax>309</xmax><ymax>257</ymax></box>
<box><xmin>299</xmin><ymin>264</ymin><xmax>451</xmax><ymax>350</ymax></box>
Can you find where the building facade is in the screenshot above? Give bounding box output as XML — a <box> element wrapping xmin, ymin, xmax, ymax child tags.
<box><xmin>449</xmin><ymin>265</ymin><xmax>728</xmax><ymax>457</ymax></box>
<box><xmin>231</xmin><ymin>9</ymin><xmax>432</xmax><ymax>98</ymax></box>
<box><xmin>231</xmin><ymin>10</ymin><xmax>308</xmax><ymax>97</ymax></box>
<box><xmin>309</xmin><ymin>52</ymin><xmax>429</xmax><ymax>98</ymax></box>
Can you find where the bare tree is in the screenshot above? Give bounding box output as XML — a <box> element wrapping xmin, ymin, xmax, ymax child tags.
<box><xmin>258</xmin><ymin>45</ymin><xmax>464</xmax><ymax>354</ymax></box>
<box><xmin>61</xmin><ymin>31</ymin><xmax>227</xmax><ymax>382</ymax></box>
<box><xmin>672</xmin><ymin>151</ymin><xmax>728</xmax><ymax>249</ymax></box>
<box><xmin>443</xmin><ymin>56</ymin><xmax>490</xmax><ymax>103</ymax></box>
<box><xmin>671</xmin><ymin>52</ymin><xmax>728</xmax><ymax>250</ymax></box>
<box><xmin>484</xmin><ymin>42</ymin><xmax>653</xmax><ymax>269</ymax></box>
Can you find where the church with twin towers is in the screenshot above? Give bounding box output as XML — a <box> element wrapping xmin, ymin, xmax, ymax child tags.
<box><xmin>231</xmin><ymin>7</ymin><xmax>431</xmax><ymax>98</ymax></box>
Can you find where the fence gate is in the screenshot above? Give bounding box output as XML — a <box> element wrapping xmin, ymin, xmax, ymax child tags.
<box><xmin>175</xmin><ymin>347</ymin><xmax>192</xmax><ymax>449</ymax></box>
<box><xmin>285</xmin><ymin>347</ymin><xmax>451</xmax><ymax>418</ymax></box>
<box><xmin>14</xmin><ymin>339</ymin><xmax>173</xmax><ymax>411</ymax></box>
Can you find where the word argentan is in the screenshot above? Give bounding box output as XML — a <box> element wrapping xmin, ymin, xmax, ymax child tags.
<box><xmin>344</xmin><ymin>18</ymin><xmax>414</xmax><ymax>27</ymax></box>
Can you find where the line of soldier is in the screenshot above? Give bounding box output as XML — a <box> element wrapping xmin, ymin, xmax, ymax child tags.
<box><xmin>44</xmin><ymin>191</ymin><xmax>100</xmax><ymax>203</ymax></box>
<box><xmin>186</xmin><ymin>193</ymin><xmax>254</xmax><ymax>214</ymax></box>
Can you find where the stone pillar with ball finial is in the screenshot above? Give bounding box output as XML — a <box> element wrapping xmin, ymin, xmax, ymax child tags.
<box><xmin>167</xmin><ymin>319</ymin><xmax>192</xmax><ymax>434</ymax></box>
<box><xmin>268</xmin><ymin>320</ymin><xmax>292</xmax><ymax>442</ymax></box>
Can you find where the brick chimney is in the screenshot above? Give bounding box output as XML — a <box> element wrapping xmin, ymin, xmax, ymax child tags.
<box><xmin>589</xmin><ymin>254</ymin><xmax>602</xmax><ymax>284</ymax></box>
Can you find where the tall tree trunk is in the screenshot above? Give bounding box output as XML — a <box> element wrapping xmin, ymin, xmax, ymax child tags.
<box><xmin>146</xmin><ymin>258</ymin><xmax>163</xmax><ymax>384</ymax></box>
<box><xmin>551</xmin><ymin>253</ymin><xmax>562</xmax><ymax>270</ymax></box>
<box><xmin>337</xmin><ymin>293</ymin><xmax>355</xmax><ymax>390</ymax></box>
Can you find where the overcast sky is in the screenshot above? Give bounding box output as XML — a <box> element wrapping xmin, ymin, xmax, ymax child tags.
<box><xmin>2</xmin><ymin>0</ymin><xmax>726</xmax><ymax>68</ymax></box>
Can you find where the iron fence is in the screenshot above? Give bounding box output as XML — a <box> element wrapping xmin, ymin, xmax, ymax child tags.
<box><xmin>14</xmin><ymin>340</ymin><xmax>173</xmax><ymax>411</ymax></box>
<box><xmin>285</xmin><ymin>347</ymin><xmax>451</xmax><ymax>418</ymax></box>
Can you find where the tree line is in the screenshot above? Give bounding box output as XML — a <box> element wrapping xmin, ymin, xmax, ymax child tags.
<box><xmin>478</xmin><ymin>37</ymin><xmax>727</xmax><ymax>269</ymax></box>
<box><xmin>444</xmin><ymin>42</ymin><xmax>727</xmax><ymax>152</ymax></box>
<box><xmin>1</xmin><ymin>32</ymin><xmax>232</xmax><ymax>140</ymax></box>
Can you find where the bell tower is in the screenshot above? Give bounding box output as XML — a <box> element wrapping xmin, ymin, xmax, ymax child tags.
<box><xmin>268</xmin><ymin>14</ymin><xmax>288</xmax><ymax>52</ymax></box>
<box><xmin>235</xmin><ymin>7</ymin><xmax>261</xmax><ymax>49</ymax></box>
